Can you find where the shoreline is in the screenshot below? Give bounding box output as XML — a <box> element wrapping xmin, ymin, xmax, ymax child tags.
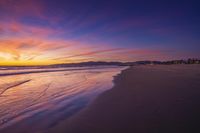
<box><xmin>0</xmin><ymin>66</ymin><xmax>124</xmax><ymax>133</ymax></box>
<box><xmin>48</xmin><ymin>64</ymin><xmax>200</xmax><ymax>133</ymax></box>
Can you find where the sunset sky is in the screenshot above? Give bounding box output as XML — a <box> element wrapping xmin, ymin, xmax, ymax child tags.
<box><xmin>0</xmin><ymin>0</ymin><xmax>200</xmax><ymax>66</ymax></box>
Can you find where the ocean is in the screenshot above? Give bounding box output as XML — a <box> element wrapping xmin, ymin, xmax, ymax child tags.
<box><xmin>0</xmin><ymin>66</ymin><xmax>125</xmax><ymax>133</ymax></box>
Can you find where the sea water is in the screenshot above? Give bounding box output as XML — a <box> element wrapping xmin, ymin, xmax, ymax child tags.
<box><xmin>0</xmin><ymin>66</ymin><xmax>125</xmax><ymax>132</ymax></box>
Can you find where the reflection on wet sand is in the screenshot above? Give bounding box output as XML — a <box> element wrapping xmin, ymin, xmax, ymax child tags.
<box><xmin>0</xmin><ymin>66</ymin><xmax>125</xmax><ymax>133</ymax></box>
<box><xmin>0</xmin><ymin>80</ymin><xmax>31</xmax><ymax>95</ymax></box>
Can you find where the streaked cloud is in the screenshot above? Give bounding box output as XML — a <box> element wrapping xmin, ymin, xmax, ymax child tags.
<box><xmin>0</xmin><ymin>0</ymin><xmax>199</xmax><ymax>65</ymax></box>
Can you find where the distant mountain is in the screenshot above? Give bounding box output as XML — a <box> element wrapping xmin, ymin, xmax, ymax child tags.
<box><xmin>50</xmin><ymin>61</ymin><xmax>163</xmax><ymax>68</ymax></box>
<box><xmin>0</xmin><ymin>59</ymin><xmax>199</xmax><ymax>69</ymax></box>
<box><xmin>48</xmin><ymin>59</ymin><xmax>200</xmax><ymax>67</ymax></box>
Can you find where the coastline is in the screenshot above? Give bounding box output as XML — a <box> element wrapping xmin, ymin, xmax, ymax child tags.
<box><xmin>0</xmin><ymin>66</ymin><xmax>124</xmax><ymax>133</ymax></box>
<box><xmin>48</xmin><ymin>64</ymin><xmax>200</xmax><ymax>133</ymax></box>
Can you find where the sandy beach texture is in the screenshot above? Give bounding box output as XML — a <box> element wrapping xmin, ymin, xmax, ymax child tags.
<box><xmin>49</xmin><ymin>65</ymin><xmax>200</xmax><ymax>133</ymax></box>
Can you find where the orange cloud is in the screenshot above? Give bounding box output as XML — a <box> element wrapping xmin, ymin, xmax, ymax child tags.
<box><xmin>0</xmin><ymin>34</ymin><xmax>95</xmax><ymax>65</ymax></box>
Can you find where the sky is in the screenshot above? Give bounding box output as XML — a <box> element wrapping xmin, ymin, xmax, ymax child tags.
<box><xmin>0</xmin><ymin>0</ymin><xmax>200</xmax><ymax>66</ymax></box>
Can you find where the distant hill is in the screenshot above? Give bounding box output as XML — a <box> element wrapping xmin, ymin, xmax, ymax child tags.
<box><xmin>41</xmin><ymin>58</ymin><xmax>200</xmax><ymax>68</ymax></box>
<box><xmin>0</xmin><ymin>59</ymin><xmax>199</xmax><ymax>69</ymax></box>
<box><xmin>50</xmin><ymin>61</ymin><xmax>164</xmax><ymax>67</ymax></box>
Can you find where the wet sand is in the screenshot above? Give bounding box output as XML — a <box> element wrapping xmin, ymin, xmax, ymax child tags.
<box><xmin>49</xmin><ymin>65</ymin><xmax>200</xmax><ymax>133</ymax></box>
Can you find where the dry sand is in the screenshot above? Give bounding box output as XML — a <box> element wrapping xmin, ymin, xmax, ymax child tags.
<box><xmin>48</xmin><ymin>65</ymin><xmax>200</xmax><ymax>133</ymax></box>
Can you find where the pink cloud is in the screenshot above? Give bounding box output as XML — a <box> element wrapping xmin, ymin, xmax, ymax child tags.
<box><xmin>0</xmin><ymin>21</ymin><xmax>63</xmax><ymax>38</ymax></box>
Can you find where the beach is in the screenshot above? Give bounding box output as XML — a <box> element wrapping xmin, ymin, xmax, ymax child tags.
<box><xmin>49</xmin><ymin>65</ymin><xmax>200</xmax><ymax>133</ymax></box>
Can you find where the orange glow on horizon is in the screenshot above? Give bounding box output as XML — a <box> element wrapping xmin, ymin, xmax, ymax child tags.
<box><xmin>0</xmin><ymin>21</ymin><xmax>167</xmax><ymax>66</ymax></box>
<box><xmin>0</xmin><ymin>60</ymin><xmax>58</xmax><ymax>66</ymax></box>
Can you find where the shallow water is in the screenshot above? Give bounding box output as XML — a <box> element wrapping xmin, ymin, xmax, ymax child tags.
<box><xmin>0</xmin><ymin>66</ymin><xmax>125</xmax><ymax>133</ymax></box>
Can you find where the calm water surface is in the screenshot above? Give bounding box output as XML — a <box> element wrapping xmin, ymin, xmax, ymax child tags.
<box><xmin>0</xmin><ymin>66</ymin><xmax>125</xmax><ymax>133</ymax></box>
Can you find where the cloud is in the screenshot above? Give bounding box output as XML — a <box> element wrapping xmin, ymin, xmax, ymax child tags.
<box><xmin>0</xmin><ymin>0</ymin><xmax>45</xmax><ymax>19</ymax></box>
<box><xmin>0</xmin><ymin>21</ymin><xmax>62</xmax><ymax>38</ymax></box>
<box><xmin>0</xmin><ymin>32</ymin><xmax>95</xmax><ymax>65</ymax></box>
<box><xmin>54</xmin><ymin>48</ymin><xmax>125</xmax><ymax>60</ymax></box>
